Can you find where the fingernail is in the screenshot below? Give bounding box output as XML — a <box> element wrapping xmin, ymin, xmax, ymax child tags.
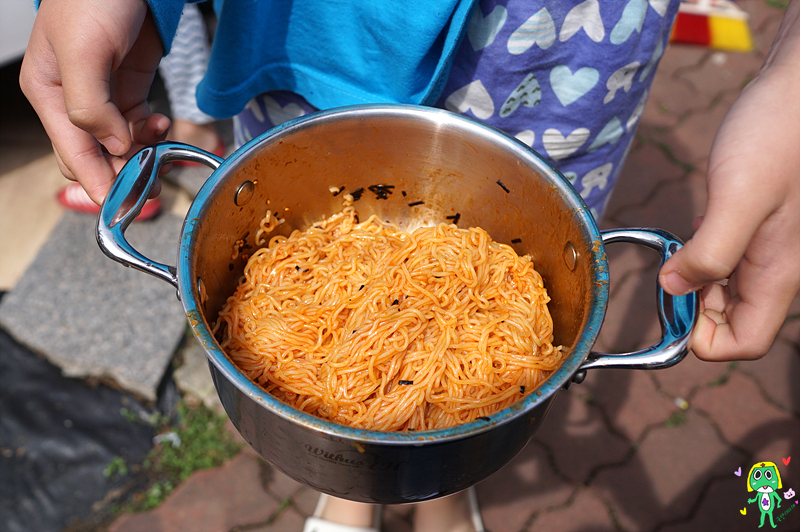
<box><xmin>661</xmin><ymin>271</ymin><xmax>700</xmax><ymax>295</ymax></box>
<box><xmin>103</xmin><ymin>136</ymin><xmax>125</xmax><ymax>155</ymax></box>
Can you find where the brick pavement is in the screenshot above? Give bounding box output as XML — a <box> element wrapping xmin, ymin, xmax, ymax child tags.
<box><xmin>106</xmin><ymin>2</ymin><xmax>800</xmax><ymax>531</ymax></box>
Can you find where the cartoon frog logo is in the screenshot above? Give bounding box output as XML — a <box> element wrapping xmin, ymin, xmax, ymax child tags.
<box><xmin>747</xmin><ymin>462</ymin><xmax>783</xmax><ymax>528</ymax></box>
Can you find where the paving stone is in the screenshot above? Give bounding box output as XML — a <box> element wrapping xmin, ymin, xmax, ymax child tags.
<box><xmin>603</xmin><ymin>140</ymin><xmax>688</xmax><ymax>218</ymax></box>
<box><xmin>593</xmin><ymin>224</ymin><xmax>662</xmax><ymax>356</ymax></box>
<box><xmin>750</xmin><ymin>435</ymin><xmax>800</xmax><ymax>479</ymax></box>
<box><xmin>291</xmin><ymin>486</ymin><xmax>323</xmax><ymax>518</ymax></box>
<box><xmin>736</xmin><ymin>338</ymin><xmax>800</xmax><ymax>415</ymax></box>
<box><xmin>642</xmin><ymin>70</ymin><xmax>703</xmax><ymax>126</ymax></box>
<box><xmin>243</xmin><ymin>506</ymin><xmax>307</xmax><ymax>532</ymax></box>
<box><xmin>107</xmin><ymin>453</ymin><xmax>278</xmax><ymax>532</ymax></box>
<box><xmin>657</xmin><ymin>475</ymin><xmax>769</xmax><ymax>532</ymax></box>
<box><xmin>777</xmin><ymin>293</ymin><xmax>800</xmax><ymax>345</ymax></box>
<box><xmin>609</xmin><ymin>170</ymin><xmax>706</xmax><ymax>243</ymax></box>
<box><xmin>591</xmin><ymin>410</ymin><xmax>743</xmax><ymax>532</ymax></box>
<box><xmin>0</xmin><ymin>154</ymin><xmax>65</xmax><ymax>291</ymax></box>
<box><xmin>582</xmin><ymin>369</ymin><xmax>676</xmax><ymax>443</ymax></box>
<box><xmin>592</xmin><ymin>257</ymin><xmax>662</xmax><ymax>355</ymax></box>
<box><xmin>657</xmin><ymin>99</ymin><xmax>733</xmax><ymax>170</ymax></box>
<box><xmin>692</xmin><ymin>372</ymin><xmax>799</xmax><ymax>453</ymax></box>
<box><xmin>163</xmin><ymin>165</ymin><xmax>216</xmax><ymax>198</ymax></box>
<box><xmin>478</xmin><ymin>441</ymin><xmax>575</xmax><ymax>532</ymax></box>
<box><xmin>174</xmin><ymin>338</ymin><xmax>222</xmax><ymax>410</ymax></box>
<box><xmin>260</xmin><ymin>459</ymin><xmax>307</xmax><ymax>501</ymax></box>
<box><xmin>741</xmin><ymin>0</ymin><xmax>788</xmax><ymax>52</ymax></box>
<box><xmin>0</xmin><ymin>211</ymin><xmax>186</xmax><ymax>401</ymax></box>
<box><xmin>655</xmin><ymin>44</ymin><xmax>709</xmax><ymax>81</ymax></box>
<box><xmin>637</xmin><ymin>92</ymin><xmax>683</xmax><ymax>132</ymax></box>
<box><xmin>673</xmin><ymin>51</ymin><xmax>762</xmax><ymax>110</ymax></box>
<box><xmin>529</xmin><ymin>488</ymin><xmax>616</xmax><ymax>532</ymax></box>
<box><xmin>535</xmin><ymin>390</ymin><xmax>631</xmax><ymax>484</ymax></box>
<box><xmin>652</xmin><ymin>353</ymin><xmax>730</xmax><ymax>400</ymax></box>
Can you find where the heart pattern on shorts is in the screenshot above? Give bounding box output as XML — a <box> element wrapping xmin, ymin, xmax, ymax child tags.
<box><xmin>264</xmin><ymin>95</ymin><xmax>306</xmax><ymax>126</ymax></box>
<box><xmin>500</xmin><ymin>73</ymin><xmax>541</xmax><ymax>117</ymax></box>
<box><xmin>507</xmin><ymin>8</ymin><xmax>556</xmax><ymax>54</ymax></box>
<box><xmin>627</xmin><ymin>91</ymin><xmax>648</xmax><ymax>130</ymax></box>
<box><xmin>640</xmin><ymin>35</ymin><xmax>665</xmax><ymax>81</ymax></box>
<box><xmin>445</xmin><ymin>79</ymin><xmax>495</xmax><ymax>119</ymax></box>
<box><xmin>560</xmin><ymin>0</ymin><xmax>605</xmax><ymax>43</ymax></box>
<box><xmin>514</xmin><ymin>130</ymin><xmax>535</xmax><ymax>147</ymax></box>
<box><xmin>542</xmin><ymin>127</ymin><xmax>590</xmax><ymax>160</ymax></box>
<box><xmin>580</xmin><ymin>162</ymin><xmax>613</xmax><ymax>197</ymax></box>
<box><xmin>588</xmin><ymin>117</ymin><xmax>624</xmax><ymax>151</ymax></box>
<box><xmin>604</xmin><ymin>62</ymin><xmax>640</xmax><ymax>104</ymax></box>
<box><xmin>611</xmin><ymin>0</ymin><xmax>648</xmax><ymax>44</ymax></box>
<box><xmin>468</xmin><ymin>4</ymin><xmax>508</xmax><ymax>51</ymax></box>
<box><xmin>550</xmin><ymin>65</ymin><xmax>599</xmax><ymax>106</ymax></box>
<box><xmin>648</xmin><ymin>0</ymin><xmax>670</xmax><ymax>17</ymax></box>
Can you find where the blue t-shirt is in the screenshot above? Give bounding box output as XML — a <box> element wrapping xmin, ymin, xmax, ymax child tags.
<box><xmin>147</xmin><ymin>0</ymin><xmax>479</xmax><ymax>117</ymax></box>
<box><xmin>186</xmin><ymin>0</ymin><xmax>680</xmax><ymax>217</ymax></box>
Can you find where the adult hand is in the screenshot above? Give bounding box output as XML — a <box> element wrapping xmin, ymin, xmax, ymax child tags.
<box><xmin>19</xmin><ymin>0</ymin><xmax>170</xmax><ymax>204</ymax></box>
<box><xmin>659</xmin><ymin>4</ymin><xmax>800</xmax><ymax>361</ymax></box>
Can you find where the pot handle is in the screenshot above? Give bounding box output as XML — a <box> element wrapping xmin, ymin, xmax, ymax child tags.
<box><xmin>575</xmin><ymin>228</ymin><xmax>698</xmax><ymax>377</ymax></box>
<box><xmin>96</xmin><ymin>142</ymin><xmax>224</xmax><ymax>289</ymax></box>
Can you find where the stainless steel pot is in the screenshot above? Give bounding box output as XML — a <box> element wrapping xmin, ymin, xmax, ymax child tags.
<box><xmin>97</xmin><ymin>105</ymin><xmax>697</xmax><ymax>503</ymax></box>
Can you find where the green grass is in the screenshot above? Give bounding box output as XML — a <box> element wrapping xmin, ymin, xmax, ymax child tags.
<box><xmin>111</xmin><ymin>401</ymin><xmax>243</xmax><ymax>512</ymax></box>
<box><xmin>767</xmin><ymin>0</ymin><xmax>789</xmax><ymax>9</ymax></box>
<box><xmin>665</xmin><ymin>411</ymin><xmax>688</xmax><ymax>428</ymax></box>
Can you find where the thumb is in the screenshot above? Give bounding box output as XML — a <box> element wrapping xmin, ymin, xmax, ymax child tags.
<box><xmin>658</xmin><ymin>188</ymin><xmax>771</xmax><ymax>295</ymax></box>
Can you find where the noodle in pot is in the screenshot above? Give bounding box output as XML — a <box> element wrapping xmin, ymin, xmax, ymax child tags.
<box><xmin>215</xmin><ymin>207</ymin><xmax>564</xmax><ymax>432</ymax></box>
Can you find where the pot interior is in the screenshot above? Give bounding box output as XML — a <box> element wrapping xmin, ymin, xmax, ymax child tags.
<box><xmin>184</xmin><ymin>106</ymin><xmax>606</xmax><ymax>414</ymax></box>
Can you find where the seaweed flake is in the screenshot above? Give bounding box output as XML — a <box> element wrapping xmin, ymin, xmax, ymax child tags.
<box><xmin>520</xmin><ymin>386</ymin><xmax>526</xmax><ymax>394</ymax></box>
<box><xmin>511</xmin><ymin>238</ymin><xmax>522</xmax><ymax>244</ymax></box>
<box><xmin>496</xmin><ymin>180</ymin><xmax>510</xmax><ymax>193</ymax></box>
<box><xmin>402</xmin><ymin>190</ymin><xmax>407</xmax><ymax>197</ymax></box>
<box><xmin>392</xmin><ymin>299</ymin><xmax>400</xmax><ymax>306</ymax></box>
<box><xmin>408</xmin><ymin>200</ymin><xmax>424</xmax><ymax>207</ymax></box>
<box><xmin>478</xmin><ymin>416</ymin><xmax>491</xmax><ymax>422</ymax></box>
<box><xmin>445</xmin><ymin>213</ymin><xmax>461</xmax><ymax>225</ymax></box>
<box><xmin>351</xmin><ymin>187</ymin><xmax>365</xmax><ymax>201</ymax></box>
<box><xmin>332</xmin><ymin>185</ymin><xmax>345</xmax><ymax>197</ymax></box>
<box><xmin>398</xmin><ymin>380</ymin><xmax>414</xmax><ymax>386</ymax></box>
<box><xmin>368</xmin><ymin>184</ymin><xmax>395</xmax><ymax>200</ymax></box>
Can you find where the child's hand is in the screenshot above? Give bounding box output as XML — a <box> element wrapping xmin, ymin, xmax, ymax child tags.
<box><xmin>19</xmin><ymin>0</ymin><xmax>170</xmax><ymax>204</ymax></box>
<box><xmin>658</xmin><ymin>7</ymin><xmax>800</xmax><ymax>362</ymax></box>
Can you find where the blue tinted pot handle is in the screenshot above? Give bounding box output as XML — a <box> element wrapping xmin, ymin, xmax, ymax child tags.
<box><xmin>96</xmin><ymin>142</ymin><xmax>223</xmax><ymax>288</ymax></box>
<box><xmin>577</xmin><ymin>228</ymin><xmax>699</xmax><ymax>376</ymax></box>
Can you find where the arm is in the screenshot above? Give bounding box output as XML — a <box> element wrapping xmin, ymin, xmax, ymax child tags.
<box><xmin>19</xmin><ymin>0</ymin><xmax>183</xmax><ymax>204</ymax></box>
<box><xmin>659</xmin><ymin>1</ymin><xmax>800</xmax><ymax>361</ymax></box>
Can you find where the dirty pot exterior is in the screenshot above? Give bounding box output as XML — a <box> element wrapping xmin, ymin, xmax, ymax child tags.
<box><xmin>97</xmin><ymin>105</ymin><xmax>696</xmax><ymax>503</ymax></box>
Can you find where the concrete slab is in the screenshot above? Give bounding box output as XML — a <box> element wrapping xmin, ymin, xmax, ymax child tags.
<box><xmin>0</xmin><ymin>154</ymin><xmax>66</xmax><ymax>291</ymax></box>
<box><xmin>0</xmin><ymin>210</ymin><xmax>187</xmax><ymax>401</ymax></box>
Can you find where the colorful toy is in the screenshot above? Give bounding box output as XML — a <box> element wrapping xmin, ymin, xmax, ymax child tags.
<box><xmin>746</xmin><ymin>462</ymin><xmax>783</xmax><ymax>528</ymax></box>
<box><xmin>670</xmin><ymin>0</ymin><xmax>754</xmax><ymax>52</ymax></box>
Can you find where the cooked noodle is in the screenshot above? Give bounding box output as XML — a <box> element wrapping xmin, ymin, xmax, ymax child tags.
<box><xmin>214</xmin><ymin>207</ymin><xmax>563</xmax><ymax>431</ymax></box>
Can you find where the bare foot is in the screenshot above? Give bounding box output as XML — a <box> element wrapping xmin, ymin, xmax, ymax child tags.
<box><xmin>316</xmin><ymin>495</ymin><xmax>377</xmax><ymax>529</ymax></box>
<box><xmin>167</xmin><ymin>119</ymin><xmax>222</xmax><ymax>153</ymax></box>
<box><xmin>413</xmin><ymin>490</ymin><xmax>482</xmax><ymax>532</ymax></box>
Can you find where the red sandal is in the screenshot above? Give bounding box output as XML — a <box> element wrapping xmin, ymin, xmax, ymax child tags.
<box><xmin>56</xmin><ymin>182</ymin><xmax>162</xmax><ymax>221</ymax></box>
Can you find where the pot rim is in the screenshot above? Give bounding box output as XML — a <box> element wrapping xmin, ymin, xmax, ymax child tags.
<box><xmin>178</xmin><ymin>104</ymin><xmax>609</xmax><ymax>445</ymax></box>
